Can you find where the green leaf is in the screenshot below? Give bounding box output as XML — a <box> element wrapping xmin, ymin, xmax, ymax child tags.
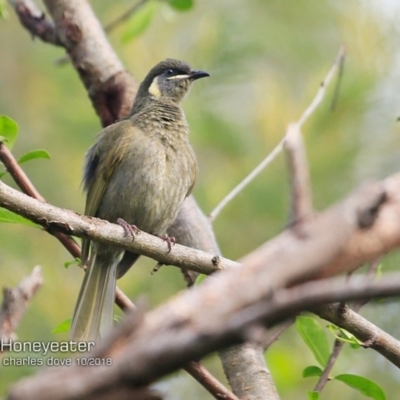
<box><xmin>0</xmin><ymin>171</ymin><xmax>7</xmax><ymax>179</ymax></box>
<box><xmin>335</xmin><ymin>374</ymin><xmax>386</xmax><ymax>400</ymax></box>
<box><xmin>0</xmin><ymin>0</ymin><xmax>9</xmax><ymax>19</ymax></box>
<box><xmin>0</xmin><ymin>115</ymin><xmax>18</xmax><ymax>149</ymax></box>
<box><xmin>0</xmin><ymin>207</ymin><xmax>39</xmax><ymax>228</ymax></box>
<box><xmin>52</xmin><ymin>318</ymin><xmax>71</xmax><ymax>334</ymax></box>
<box><xmin>328</xmin><ymin>324</ymin><xmax>362</xmax><ymax>346</ymax></box>
<box><xmin>303</xmin><ymin>365</ymin><xmax>323</xmax><ymax>378</ymax></box>
<box><xmin>296</xmin><ymin>316</ymin><xmax>330</xmax><ymax>367</ymax></box>
<box><xmin>64</xmin><ymin>258</ymin><xmax>80</xmax><ymax>269</ymax></box>
<box><xmin>195</xmin><ymin>273</ymin><xmax>207</xmax><ymax>285</ymax></box>
<box><xmin>169</xmin><ymin>0</ymin><xmax>194</xmax><ymax>11</ymax></box>
<box><xmin>18</xmin><ymin>149</ymin><xmax>51</xmax><ymax>165</ymax></box>
<box><xmin>121</xmin><ymin>1</ymin><xmax>157</xmax><ymax>43</ymax></box>
<box><xmin>307</xmin><ymin>391</ymin><xmax>320</xmax><ymax>400</ymax></box>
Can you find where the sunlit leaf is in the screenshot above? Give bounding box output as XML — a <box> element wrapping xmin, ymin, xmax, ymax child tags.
<box><xmin>52</xmin><ymin>318</ymin><xmax>71</xmax><ymax>334</ymax></box>
<box><xmin>328</xmin><ymin>324</ymin><xmax>362</xmax><ymax>347</ymax></box>
<box><xmin>121</xmin><ymin>1</ymin><xmax>157</xmax><ymax>43</ymax></box>
<box><xmin>335</xmin><ymin>374</ymin><xmax>386</xmax><ymax>400</ymax></box>
<box><xmin>64</xmin><ymin>258</ymin><xmax>80</xmax><ymax>269</ymax></box>
<box><xmin>0</xmin><ymin>115</ymin><xmax>18</xmax><ymax>149</ymax></box>
<box><xmin>296</xmin><ymin>316</ymin><xmax>330</xmax><ymax>367</ymax></box>
<box><xmin>0</xmin><ymin>207</ymin><xmax>39</xmax><ymax>228</ymax></box>
<box><xmin>0</xmin><ymin>0</ymin><xmax>9</xmax><ymax>19</ymax></box>
<box><xmin>195</xmin><ymin>273</ymin><xmax>207</xmax><ymax>285</ymax></box>
<box><xmin>169</xmin><ymin>0</ymin><xmax>194</xmax><ymax>11</ymax></box>
<box><xmin>18</xmin><ymin>149</ymin><xmax>51</xmax><ymax>165</ymax></box>
<box><xmin>307</xmin><ymin>391</ymin><xmax>320</xmax><ymax>400</ymax></box>
<box><xmin>303</xmin><ymin>365</ymin><xmax>323</xmax><ymax>378</ymax></box>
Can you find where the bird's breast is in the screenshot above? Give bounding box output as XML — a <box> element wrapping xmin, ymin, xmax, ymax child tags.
<box><xmin>97</xmin><ymin>126</ymin><xmax>197</xmax><ymax>235</ymax></box>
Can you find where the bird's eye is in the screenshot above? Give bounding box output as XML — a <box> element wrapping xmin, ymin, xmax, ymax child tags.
<box><xmin>165</xmin><ymin>69</ymin><xmax>175</xmax><ymax>77</ymax></box>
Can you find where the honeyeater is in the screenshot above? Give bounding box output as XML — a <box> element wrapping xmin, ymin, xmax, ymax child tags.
<box><xmin>70</xmin><ymin>59</ymin><xmax>209</xmax><ymax>341</ymax></box>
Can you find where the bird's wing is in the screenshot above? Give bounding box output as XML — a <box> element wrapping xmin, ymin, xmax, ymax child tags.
<box><xmin>81</xmin><ymin>122</ymin><xmax>132</xmax><ymax>265</ymax></box>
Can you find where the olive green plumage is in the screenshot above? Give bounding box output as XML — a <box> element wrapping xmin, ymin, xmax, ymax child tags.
<box><xmin>70</xmin><ymin>59</ymin><xmax>209</xmax><ymax>341</ymax></box>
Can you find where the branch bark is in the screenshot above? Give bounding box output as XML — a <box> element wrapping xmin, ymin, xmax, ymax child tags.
<box><xmin>314</xmin><ymin>303</ymin><xmax>400</xmax><ymax>369</ymax></box>
<box><xmin>7</xmin><ymin>270</ymin><xmax>400</xmax><ymax>400</ymax></box>
<box><xmin>0</xmin><ymin>266</ymin><xmax>43</xmax><ymax>346</ymax></box>
<box><xmin>42</xmin><ymin>0</ymin><xmax>137</xmax><ymax>127</ymax></box>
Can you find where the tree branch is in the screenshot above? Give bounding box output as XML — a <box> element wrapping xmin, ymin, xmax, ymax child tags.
<box><xmin>42</xmin><ymin>0</ymin><xmax>136</xmax><ymax>126</ymax></box>
<box><xmin>0</xmin><ymin>179</ymin><xmax>237</xmax><ymax>274</ymax></box>
<box><xmin>8</xmin><ymin>0</ymin><xmax>62</xmax><ymax>46</ymax></box>
<box><xmin>0</xmin><ymin>266</ymin><xmax>43</xmax><ymax>347</ymax></box>
<box><xmin>7</xmin><ymin>271</ymin><xmax>400</xmax><ymax>400</ymax></box>
<box><xmin>0</xmin><ymin>143</ymin><xmax>133</xmax><ymax>311</ymax></box>
<box><xmin>314</xmin><ymin>302</ymin><xmax>400</xmax><ymax>369</ymax></box>
<box><xmin>184</xmin><ymin>361</ymin><xmax>240</xmax><ymax>400</ymax></box>
<box><xmin>209</xmin><ymin>46</ymin><xmax>346</xmax><ymax>222</ymax></box>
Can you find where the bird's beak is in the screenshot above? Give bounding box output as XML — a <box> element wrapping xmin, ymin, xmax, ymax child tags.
<box><xmin>189</xmin><ymin>70</ymin><xmax>210</xmax><ymax>81</ymax></box>
<box><xmin>166</xmin><ymin>70</ymin><xmax>210</xmax><ymax>81</ymax></box>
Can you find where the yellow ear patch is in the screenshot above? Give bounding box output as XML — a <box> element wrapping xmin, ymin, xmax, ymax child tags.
<box><xmin>148</xmin><ymin>77</ymin><xmax>161</xmax><ymax>97</ymax></box>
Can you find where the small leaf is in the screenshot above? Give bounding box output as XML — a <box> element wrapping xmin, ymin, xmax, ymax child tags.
<box><xmin>328</xmin><ymin>324</ymin><xmax>363</xmax><ymax>346</ymax></box>
<box><xmin>64</xmin><ymin>258</ymin><xmax>80</xmax><ymax>269</ymax></box>
<box><xmin>0</xmin><ymin>171</ymin><xmax>7</xmax><ymax>179</ymax></box>
<box><xmin>52</xmin><ymin>318</ymin><xmax>71</xmax><ymax>334</ymax></box>
<box><xmin>335</xmin><ymin>374</ymin><xmax>386</xmax><ymax>400</ymax></box>
<box><xmin>121</xmin><ymin>1</ymin><xmax>157</xmax><ymax>43</ymax></box>
<box><xmin>307</xmin><ymin>391</ymin><xmax>320</xmax><ymax>400</ymax></box>
<box><xmin>0</xmin><ymin>207</ymin><xmax>39</xmax><ymax>228</ymax></box>
<box><xmin>296</xmin><ymin>316</ymin><xmax>330</xmax><ymax>367</ymax></box>
<box><xmin>169</xmin><ymin>0</ymin><xmax>194</xmax><ymax>11</ymax></box>
<box><xmin>303</xmin><ymin>365</ymin><xmax>323</xmax><ymax>378</ymax></box>
<box><xmin>195</xmin><ymin>273</ymin><xmax>207</xmax><ymax>285</ymax></box>
<box><xmin>18</xmin><ymin>149</ymin><xmax>51</xmax><ymax>165</ymax></box>
<box><xmin>0</xmin><ymin>115</ymin><xmax>18</xmax><ymax>149</ymax></box>
<box><xmin>0</xmin><ymin>0</ymin><xmax>9</xmax><ymax>19</ymax></box>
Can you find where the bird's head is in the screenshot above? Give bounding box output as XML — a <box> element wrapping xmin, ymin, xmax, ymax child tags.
<box><xmin>136</xmin><ymin>59</ymin><xmax>210</xmax><ymax>106</ymax></box>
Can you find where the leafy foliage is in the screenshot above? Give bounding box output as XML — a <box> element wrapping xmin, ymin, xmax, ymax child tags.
<box><xmin>168</xmin><ymin>0</ymin><xmax>194</xmax><ymax>11</ymax></box>
<box><xmin>0</xmin><ymin>115</ymin><xmax>18</xmax><ymax>149</ymax></box>
<box><xmin>296</xmin><ymin>316</ymin><xmax>330</xmax><ymax>367</ymax></box>
<box><xmin>52</xmin><ymin>318</ymin><xmax>71</xmax><ymax>334</ymax></box>
<box><xmin>334</xmin><ymin>374</ymin><xmax>386</xmax><ymax>400</ymax></box>
<box><xmin>18</xmin><ymin>149</ymin><xmax>51</xmax><ymax>165</ymax></box>
<box><xmin>121</xmin><ymin>1</ymin><xmax>157</xmax><ymax>42</ymax></box>
<box><xmin>0</xmin><ymin>207</ymin><xmax>39</xmax><ymax>228</ymax></box>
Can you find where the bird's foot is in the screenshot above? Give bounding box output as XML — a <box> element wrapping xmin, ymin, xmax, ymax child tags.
<box><xmin>156</xmin><ymin>234</ymin><xmax>176</xmax><ymax>252</ymax></box>
<box><xmin>117</xmin><ymin>218</ymin><xmax>139</xmax><ymax>239</ymax></box>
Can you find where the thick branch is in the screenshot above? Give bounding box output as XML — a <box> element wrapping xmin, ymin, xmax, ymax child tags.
<box><xmin>0</xmin><ymin>179</ymin><xmax>237</xmax><ymax>274</ymax></box>
<box><xmin>7</xmin><ymin>271</ymin><xmax>400</xmax><ymax>400</ymax></box>
<box><xmin>9</xmin><ymin>0</ymin><xmax>62</xmax><ymax>46</ymax></box>
<box><xmin>42</xmin><ymin>0</ymin><xmax>136</xmax><ymax>126</ymax></box>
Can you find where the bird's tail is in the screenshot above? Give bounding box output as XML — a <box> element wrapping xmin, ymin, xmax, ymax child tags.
<box><xmin>70</xmin><ymin>250</ymin><xmax>118</xmax><ymax>342</ymax></box>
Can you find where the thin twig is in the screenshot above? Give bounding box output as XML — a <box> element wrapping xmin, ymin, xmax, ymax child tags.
<box><xmin>184</xmin><ymin>361</ymin><xmax>240</xmax><ymax>400</ymax></box>
<box><xmin>263</xmin><ymin>318</ymin><xmax>295</xmax><ymax>350</ymax></box>
<box><xmin>104</xmin><ymin>0</ymin><xmax>149</xmax><ymax>33</ymax></box>
<box><xmin>209</xmin><ymin>46</ymin><xmax>346</xmax><ymax>222</ymax></box>
<box><xmin>312</xmin><ymin>257</ymin><xmax>381</xmax><ymax>393</ymax></box>
<box><xmin>313</xmin><ymin>339</ymin><xmax>343</xmax><ymax>392</ymax></box>
<box><xmin>0</xmin><ymin>143</ymin><xmax>134</xmax><ymax>311</ymax></box>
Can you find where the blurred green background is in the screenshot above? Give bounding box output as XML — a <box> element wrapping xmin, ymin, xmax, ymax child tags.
<box><xmin>1</xmin><ymin>0</ymin><xmax>400</xmax><ymax>398</ymax></box>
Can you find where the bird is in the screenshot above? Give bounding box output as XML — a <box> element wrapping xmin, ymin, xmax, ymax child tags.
<box><xmin>70</xmin><ymin>59</ymin><xmax>209</xmax><ymax>341</ymax></box>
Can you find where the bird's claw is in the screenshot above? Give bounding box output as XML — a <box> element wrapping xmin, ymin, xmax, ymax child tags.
<box><xmin>156</xmin><ymin>234</ymin><xmax>176</xmax><ymax>252</ymax></box>
<box><xmin>117</xmin><ymin>218</ymin><xmax>139</xmax><ymax>238</ymax></box>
